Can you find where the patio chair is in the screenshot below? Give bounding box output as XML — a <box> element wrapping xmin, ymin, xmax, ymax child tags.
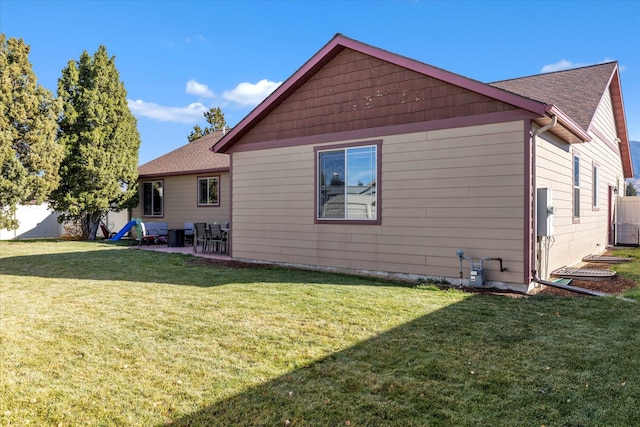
<box><xmin>209</xmin><ymin>223</ymin><xmax>227</xmax><ymax>254</ymax></box>
<box><xmin>136</xmin><ymin>221</ymin><xmax>159</xmax><ymax>247</ymax></box>
<box><xmin>184</xmin><ymin>222</ymin><xmax>194</xmax><ymax>245</ymax></box>
<box><xmin>99</xmin><ymin>222</ymin><xmax>115</xmax><ymax>239</ymax></box>
<box><xmin>193</xmin><ymin>222</ymin><xmax>210</xmax><ymax>253</ymax></box>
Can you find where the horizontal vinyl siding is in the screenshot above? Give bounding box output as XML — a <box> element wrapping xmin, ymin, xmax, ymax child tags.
<box><xmin>231</xmin><ymin>121</ymin><xmax>526</xmax><ymax>286</ymax></box>
<box><xmin>591</xmin><ymin>90</ymin><xmax>618</xmax><ymax>144</ymax></box>
<box><xmin>535</xmin><ymin>93</ymin><xmax>624</xmax><ymax>274</ymax></box>
<box><xmin>132</xmin><ymin>173</ymin><xmax>231</xmax><ymax>228</ymax></box>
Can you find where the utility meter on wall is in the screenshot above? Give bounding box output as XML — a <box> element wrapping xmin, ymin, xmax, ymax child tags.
<box><xmin>537</xmin><ymin>188</ymin><xmax>554</xmax><ymax>237</ymax></box>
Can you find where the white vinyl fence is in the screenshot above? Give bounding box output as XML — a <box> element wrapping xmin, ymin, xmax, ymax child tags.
<box><xmin>0</xmin><ymin>204</ymin><xmax>63</xmax><ymax>240</ymax></box>
<box><xmin>615</xmin><ymin>196</ymin><xmax>640</xmax><ymax>246</ymax></box>
<box><xmin>0</xmin><ymin>205</ymin><xmax>130</xmax><ymax>240</ymax></box>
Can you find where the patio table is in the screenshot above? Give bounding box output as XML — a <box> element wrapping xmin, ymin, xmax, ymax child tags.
<box><xmin>167</xmin><ymin>228</ymin><xmax>186</xmax><ymax>247</ymax></box>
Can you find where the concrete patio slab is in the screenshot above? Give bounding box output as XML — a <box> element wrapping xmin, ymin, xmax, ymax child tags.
<box><xmin>137</xmin><ymin>244</ymin><xmax>232</xmax><ymax>261</ymax></box>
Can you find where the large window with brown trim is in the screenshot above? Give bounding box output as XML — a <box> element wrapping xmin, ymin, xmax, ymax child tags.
<box><xmin>317</xmin><ymin>144</ymin><xmax>377</xmax><ymax>221</ymax></box>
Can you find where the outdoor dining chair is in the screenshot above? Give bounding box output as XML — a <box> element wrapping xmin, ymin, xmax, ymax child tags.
<box><xmin>193</xmin><ymin>222</ymin><xmax>210</xmax><ymax>253</ymax></box>
<box><xmin>209</xmin><ymin>223</ymin><xmax>227</xmax><ymax>254</ymax></box>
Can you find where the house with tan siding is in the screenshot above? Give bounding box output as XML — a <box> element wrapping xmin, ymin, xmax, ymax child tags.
<box><xmin>212</xmin><ymin>34</ymin><xmax>632</xmax><ymax>293</ymax></box>
<box><xmin>133</xmin><ymin>130</ymin><xmax>230</xmax><ymax>231</ymax></box>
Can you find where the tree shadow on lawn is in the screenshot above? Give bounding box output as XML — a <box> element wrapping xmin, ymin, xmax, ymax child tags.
<box><xmin>160</xmin><ymin>295</ymin><xmax>639</xmax><ymax>426</ymax></box>
<box><xmin>0</xmin><ymin>247</ymin><xmax>410</xmax><ymax>289</ymax></box>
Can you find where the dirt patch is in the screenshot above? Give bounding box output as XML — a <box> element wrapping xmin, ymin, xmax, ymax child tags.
<box><xmin>532</xmin><ymin>264</ymin><xmax>638</xmax><ymax>297</ymax></box>
<box><xmin>532</xmin><ymin>254</ymin><xmax>638</xmax><ymax>297</ymax></box>
<box><xmin>188</xmin><ymin>258</ymin><xmax>276</xmax><ymax>269</ymax></box>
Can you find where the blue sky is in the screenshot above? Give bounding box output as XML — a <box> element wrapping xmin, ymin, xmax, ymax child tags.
<box><xmin>2</xmin><ymin>0</ymin><xmax>639</xmax><ymax>165</ymax></box>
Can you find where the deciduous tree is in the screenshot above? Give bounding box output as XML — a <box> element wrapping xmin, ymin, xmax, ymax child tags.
<box><xmin>51</xmin><ymin>45</ymin><xmax>140</xmax><ymax>240</ymax></box>
<box><xmin>0</xmin><ymin>35</ymin><xmax>63</xmax><ymax>230</ymax></box>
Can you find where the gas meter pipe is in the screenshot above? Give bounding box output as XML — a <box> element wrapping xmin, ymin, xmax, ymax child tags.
<box><xmin>456</xmin><ymin>250</ymin><xmax>508</xmax><ymax>287</ymax></box>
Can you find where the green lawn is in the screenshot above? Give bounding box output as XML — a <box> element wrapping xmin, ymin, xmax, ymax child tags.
<box><xmin>1</xmin><ymin>241</ymin><xmax>639</xmax><ymax>426</ymax></box>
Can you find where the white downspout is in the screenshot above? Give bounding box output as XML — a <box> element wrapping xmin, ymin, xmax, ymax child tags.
<box><xmin>531</xmin><ymin>115</ymin><xmax>557</xmax><ymax>285</ymax></box>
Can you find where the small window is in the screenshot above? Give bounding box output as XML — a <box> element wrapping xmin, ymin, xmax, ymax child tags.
<box><xmin>317</xmin><ymin>144</ymin><xmax>377</xmax><ymax>221</ymax></box>
<box><xmin>142</xmin><ymin>180</ymin><xmax>163</xmax><ymax>216</ymax></box>
<box><xmin>592</xmin><ymin>165</ymin><xmax>600</xmax><ymax>208</ymax></box>
<box><xmin>198</xmin><ymin>176</ymin><xmax>220</xmax><ymax>206</ymax></box>
<box><xmin>573</xmin><ymin>154</ymin><xmax>580</xmax><ymax>219</ymax></box>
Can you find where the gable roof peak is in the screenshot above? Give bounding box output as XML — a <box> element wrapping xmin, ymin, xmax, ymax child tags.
<box><xmin>214</xmin><ymin>34</ymin><xmax>557</xmax><ymax>153</ymax></box>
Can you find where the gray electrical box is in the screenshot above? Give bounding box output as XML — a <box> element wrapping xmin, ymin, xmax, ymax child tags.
<box><xmin>537</xmin><ymin>188</ymin><xmax>554</xmax><ymax>237</ymax></box>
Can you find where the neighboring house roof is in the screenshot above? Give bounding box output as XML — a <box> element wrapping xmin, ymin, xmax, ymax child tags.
<box><xmin>490</xmin><ymin>62</ymin><xmax>632</xmax><ymax>178</ymax></box>
<box><xmin>138</xmin><ymin>130</ymin><xmax>230</xmax><ymax>178</ymax></box>
<box><xmin>212</xmin><ymin>34</ymin><xmax>631</xmax><ymax>177</ymax></box>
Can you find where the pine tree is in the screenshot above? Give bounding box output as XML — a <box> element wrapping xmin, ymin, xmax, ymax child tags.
<box><xmin>188</xmin><ymin>124</ymin><xmax>207</xmax><ymax>142</ymax></box>
<box><xmin>50</xmin><ymin>45</ymin><xmax>140</xmax><ymax>240</ymax></box>
<box><xmin>204</xmin><ymin>106</ymin><xmax>226</xmax><ymax>131</ymax></box>
<box><xmin>0</xmin><ymin>35</ymin><xmax>63</xmax><ymax>230</ymax></box>
<box><xmin>188</xmin><ymin>106</ymin><xmax>226</xmax><ymax>142</ymax></box>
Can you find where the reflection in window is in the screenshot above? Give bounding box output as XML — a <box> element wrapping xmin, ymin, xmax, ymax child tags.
<box><xmin>143</xmin><ymin>181</ymin><xmax>163</xmax><ymax>216</ymax></box>
<box><xmin>198</xmin><ymin>177</ymin><xmax>219</xmax><ymax>205</ymax></box>
<box><xmin>318</xmin><ymin>145</ymin><xmax>377</xmax><ymax>220</ymax></box>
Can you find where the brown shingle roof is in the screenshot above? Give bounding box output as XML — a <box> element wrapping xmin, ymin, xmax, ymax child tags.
<box><xmin>490</xmin><ymin>62</ymin><xmax>617</xmax><ymax>132</ymax></box>
<box><xmin>138</xmin><ymin>130</ymin><xmax>230</xmax><ymax>177</ymax></box>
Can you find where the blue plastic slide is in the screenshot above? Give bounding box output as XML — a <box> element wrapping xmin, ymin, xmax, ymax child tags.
<box><xmin>109</xmin><ymin>220</ymin><xmax>137</xmax><ymax>240</ymax></box>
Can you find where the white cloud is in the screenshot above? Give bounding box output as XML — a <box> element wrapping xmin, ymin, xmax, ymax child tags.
<box><xmin>222</xmin><ymin>79</ymin><xmax>282</xmax><ymax>107</ymax></box>
<box><xmin>186</xmin><ymin>79</ymin><xmax>215</xmax><ymax>98</ymax></box>
<box><xmin>127</xmin><ymin>99</ymin><xmax>207</xmax><ymax>123</ymax></box>
<box><xmin>541</xmin><ymin>60</ymin><xmax>588</xmax><ymax>73</ymax></box>
<box><xmin>183</xmin><ymin>35</ymin><xmax>206</xmax><ymax>43</ymax></box>
<box><xmin>541</xmin><ymin>58</ymin><xmax>620</xmax><ymax>73</ymax></box>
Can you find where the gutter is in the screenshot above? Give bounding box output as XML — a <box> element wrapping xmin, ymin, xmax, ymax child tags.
<box><xmin>544</xmin><ymin>105</ymin><xmax>592</xmax><ymax>143</ymax></box>
<box><xmin>530</xmin><ymin>115</ymin><xmax>557</xmax><ymax>286</ymax></box>
<box><xmin>138</xmin><ymin>167</ymin><xmax>230</xmax><ymax>179</ymax></box>
<box><xmin>531</xmin><ymin>115</ymin><xmax>557</xmax><ymax>243</ymax></box>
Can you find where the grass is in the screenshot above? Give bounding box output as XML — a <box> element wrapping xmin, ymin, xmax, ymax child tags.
<box><xmin>609</xmin><ymin>246</ymin><xmax>640</xmax><ymax>300</ymax></box>
<box><xmin>1</xmin><ymin>241</ymin><xmax>640</xmax><ymax>426</ymax></box>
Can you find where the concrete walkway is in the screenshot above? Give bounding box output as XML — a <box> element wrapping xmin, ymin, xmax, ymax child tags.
<box><xmin>137</xmin><ymin>243</ymin><xmax>232</xmax><ymax>261</ymax></box>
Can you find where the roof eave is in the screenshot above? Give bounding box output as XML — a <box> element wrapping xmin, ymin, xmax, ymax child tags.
<box><xmin>609</xmin><ymin>66</ymin><xmax>633</xmax><ymax>178</ymax></box>
<box><xmin>214</xmin><ymin>35</ymin><xmax>348</xmax><ymax>153</ymax></box>
<box><xmin>543</xmin><ymin>105</ymin><xmax>592</xmax><ymax>144</ymax></box>
<box><xmin>138</xmin><ymin>166</ymin><xmax>229</xmax><ymax>179</ymax></box>
<box><xmin>582</xmin><ymin>63</ymin><xmax>632</xmax><ymax>178</ymax></box>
